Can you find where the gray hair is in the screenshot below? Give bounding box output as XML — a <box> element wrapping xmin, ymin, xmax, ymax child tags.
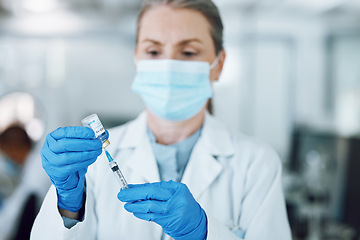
<box><xmin>136</xmin><ymin>0</ymin><xmax>224</xmax><ymax>55</ymax></box>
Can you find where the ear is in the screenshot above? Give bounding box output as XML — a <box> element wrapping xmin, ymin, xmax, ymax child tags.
<box><xmin>213</xmin><ymin>50</ymin><xmax>226</xmax><ymax>81</ymax></box>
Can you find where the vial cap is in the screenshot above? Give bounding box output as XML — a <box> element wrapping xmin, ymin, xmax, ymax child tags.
<box><xmin>102</xmin><ymin>140</ymin><xmax>110</xmax><ymax>149</ymax></box>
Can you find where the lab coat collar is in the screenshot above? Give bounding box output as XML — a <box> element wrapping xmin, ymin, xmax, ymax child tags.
<box><xmin>201</xmin><ymin>112</ymin><xmax>235</xmax><ymax>157</ymax></box>
<box><xmin>118</xmin><ymin>111</ymin><xmax>147</xmax><ymax>149</ymax></box>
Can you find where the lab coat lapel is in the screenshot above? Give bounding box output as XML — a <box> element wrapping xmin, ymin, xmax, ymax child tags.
<box><xmin>181</xmin><ymin>141</ymin><xmax>222</xmax><ymax>200</ymax></box>
<box><xmin>126</xmin><ymin>135</ymin><xmax>161</xmax><ymax>183</ymax></box>
<box><xmin>181</xmin><ymin>113</ymin><xmax>235</xmax><ymax>199</ymax></box>
<box><xmin>120</xmin><ymin>112</ymin><xmax>161</xmax><ymax>183</ymax></box>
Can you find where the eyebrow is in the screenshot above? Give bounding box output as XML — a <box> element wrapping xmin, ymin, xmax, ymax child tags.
<box><xmin>141</xmin><ymin>38</ymin><xmax>203</xmax><ymax>46</ymax></box>
<box><xmin>142</xmin><ymin>39</ymin><xmax>163</xmax><ymax>45</ymax></box>
<box><xmin>179</xmin><ymin>38</ymin><xmax>203</xmax><ymax>46</ymax></box>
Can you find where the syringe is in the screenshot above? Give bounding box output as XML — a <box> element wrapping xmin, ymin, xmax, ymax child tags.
<box><xmin>104</xmin><ymin>149</ymin><xmax>129</xmax><ymax>189</ymax></box>
<box><xmin>81</xmin><ymin>113</ymin><xmax>129</xmax><ymax>189</ymax></box>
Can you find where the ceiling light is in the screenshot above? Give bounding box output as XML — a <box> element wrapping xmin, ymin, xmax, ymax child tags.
<box><xmin>22</xmin><ymin>0</ymin><xmax>58</xmax><ymax>14</ymax></box>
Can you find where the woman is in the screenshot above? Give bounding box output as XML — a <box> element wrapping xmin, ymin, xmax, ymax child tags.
<box><xmin>31</xmin><ymin>0</ymin><xmax>291</xmax><ymax>239</ymax></box>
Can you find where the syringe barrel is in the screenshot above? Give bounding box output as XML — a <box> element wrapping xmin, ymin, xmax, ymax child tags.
<box><xmin>109</xmin><ymin>161</ymin><xmax>128</xmax><ymax>189</ymax></box>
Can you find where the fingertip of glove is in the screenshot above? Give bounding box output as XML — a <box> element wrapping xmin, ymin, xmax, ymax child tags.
<box><xmin>123</xmin><ymin>203</ymin><xmax>131</xmax><ymax>211</ymax></box>
<box><xmin>118</xmin><ymin>187</ymin><xmax>134</xmax><ymax>202</ymax></box>
<box><xmin>117</xmin><ymin>190</ymin><xmax>126</xmax><ymax>201</ymax></box>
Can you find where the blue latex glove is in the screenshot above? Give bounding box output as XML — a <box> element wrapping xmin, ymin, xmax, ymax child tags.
<box><xmin>41</xmin><ymin>126</ymin><xmax>102</xmax><ymax>212</ymax></box>
<box><xmin>117</xmin><ymin>181</ymin><xmax>207</xmax><ymax>240</ymax></box>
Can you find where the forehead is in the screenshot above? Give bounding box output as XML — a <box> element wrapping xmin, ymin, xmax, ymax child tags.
<box><xmin>138</xmin><ymin>5</ymin><xmax>213</xmax><ymax>44</ymax></box>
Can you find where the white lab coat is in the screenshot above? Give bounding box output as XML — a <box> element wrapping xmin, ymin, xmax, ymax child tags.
<box><xmin>31</xmin><ymin>112</ymin><xmax>291</xmax><ymax>240</ymax></box>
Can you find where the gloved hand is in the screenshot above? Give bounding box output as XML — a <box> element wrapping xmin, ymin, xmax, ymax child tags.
<box><xmin>117</xmin><ymin>181</ymin><xmax>207</xmax><ymax>240</ymax></box>
<box><xmin>41</xmin><ymin>126</ymin><xmax>102</xmax><ymax>212</ymax></box>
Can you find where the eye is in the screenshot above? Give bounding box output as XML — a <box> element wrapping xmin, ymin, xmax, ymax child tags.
<box><xmin>183</xmin><ymin>51</ymin><xmax>197</xmax><ymax>57</ymax></box>
<box><xmin>147</xmin><ymin>50</ymin><xmax>160</xmax><ymax>56</ymax></box>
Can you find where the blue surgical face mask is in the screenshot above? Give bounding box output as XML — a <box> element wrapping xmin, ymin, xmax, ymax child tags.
<box><xmin>132</xmin><ymin>58</ymin><xmax>219</xmax><ymax>121</ymax></box>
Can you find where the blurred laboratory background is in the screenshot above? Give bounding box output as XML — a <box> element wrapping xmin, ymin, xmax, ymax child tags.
<box><xmin>0</xmin><ymin>0</ymin><xmax>360</xmax><ymax>239</ymax></box>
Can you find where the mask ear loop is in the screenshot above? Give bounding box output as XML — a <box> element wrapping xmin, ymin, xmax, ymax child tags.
<box><xmin>210</xmin><ymin>56</ymin><xmax>220</xmax><ymax>70</ymax></box>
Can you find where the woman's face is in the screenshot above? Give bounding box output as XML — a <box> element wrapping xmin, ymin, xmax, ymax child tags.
<box><xmin>135</xmin><ymin>5</ymin><xmax>225</xmax><ymax>81</ymax></box>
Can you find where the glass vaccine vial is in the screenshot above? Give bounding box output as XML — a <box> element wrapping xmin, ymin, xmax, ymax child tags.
<box><xmin>81</xmin><ymin>113</ymin><xmax>110</xmax><ymax>148</ymax></box>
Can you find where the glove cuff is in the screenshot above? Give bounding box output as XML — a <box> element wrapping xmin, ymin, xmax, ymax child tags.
<box><xmin>57</xmin><ymin>174</ymin><xmax>85</xmax><ymax>212</ymax></box>
<box><xmin>175</xmin><ymin>209</ymin><xmax>208</xmax><ymax>240</ymax></box>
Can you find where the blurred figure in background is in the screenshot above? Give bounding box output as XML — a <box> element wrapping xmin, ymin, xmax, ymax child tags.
<box><xmin>0</xmin><ymin>93</ymin><xmax>50</xmax><ymax>240</ymax></box>
<box><xmin>0</xmin><ymin>126</ymin><xmax>32</xmax><ymax>199</ymax></box>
